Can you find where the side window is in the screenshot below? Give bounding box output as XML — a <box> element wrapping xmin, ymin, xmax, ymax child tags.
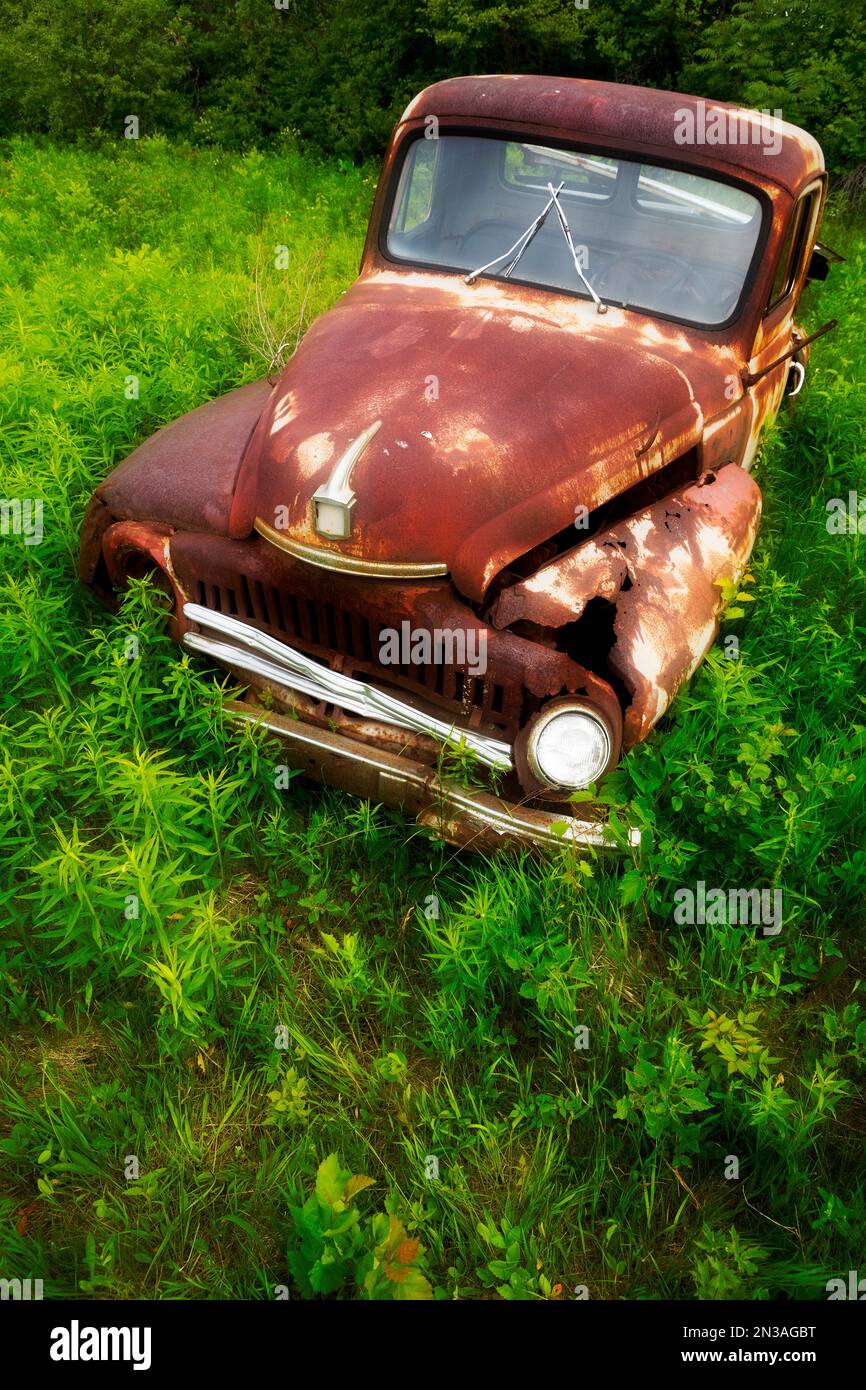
<box><xmin>766</xmin><ymin>190</ymin><xmax>818</xmax><ymax>311</ymax></box>
<box><xmin>392</xmin><ymin>139</ymin><xmax>437</xmax><ymax>234</ymax></box>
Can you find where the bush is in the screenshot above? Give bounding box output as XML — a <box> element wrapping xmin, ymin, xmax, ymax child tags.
<box><xmin>0</xmin><ymin>0</ymin><xmax>863</xmax><ymax>175</ymax></box>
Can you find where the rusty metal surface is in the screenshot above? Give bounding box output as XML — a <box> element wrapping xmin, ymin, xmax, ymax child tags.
<box><xmin>230</xmin><ymin>680</ymin><xmax>460</xmax><ymax>771</ymax></box>
<box><xmin>97</xmin><ymin>378</ymin><xmax>274</xmax><ymax>535</ymax></box>
<box><xmin>234</xmin><ymin>272</ymin><xmax>732</xmax><ymax>602</ymax></box>
<box><xmin>100</xmin><ymin>520</ymin><xmax>189</xmax><ymax>633</ymax></box>
<box><xmin>398</xmin><ymin>76</ymin><xmax>824</xmax><ymax>195</ymax></box>
<box><xmin>490</xmin><ymin>463</ymin><xmax>761</xmax><ymax>746</ymax></box>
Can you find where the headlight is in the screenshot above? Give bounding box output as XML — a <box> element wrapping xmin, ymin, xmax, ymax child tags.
<box><xmin>526</xmin><ymin>701</ymin><xmax>613</xmax><ymax>790</ymax></box>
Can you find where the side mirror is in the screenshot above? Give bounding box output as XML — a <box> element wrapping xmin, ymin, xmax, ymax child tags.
<box><xmin>806</xmin><ymin>241</ymin><xmax>845</xmax><ymax>282</ymax></box>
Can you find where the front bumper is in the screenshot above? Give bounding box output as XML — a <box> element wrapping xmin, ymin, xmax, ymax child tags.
<box><xmin>79</xmin><ymin>513</ymin><xmax>639</xmax><ymax>852</ymax></box>
<box><xmin>227</xmin><ymin>697</ymin><xmax>640</xmax><ymax>854</ymax></box>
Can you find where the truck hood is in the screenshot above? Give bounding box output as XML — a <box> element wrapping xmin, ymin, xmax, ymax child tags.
<box><xmin>233</xmin><ymin>271</ymin><xmax>724</xmax><ymax>602</ymax></box>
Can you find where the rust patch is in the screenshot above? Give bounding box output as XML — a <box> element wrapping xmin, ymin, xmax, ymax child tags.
<box><xmin>490</xmin><ymin>464</ymin><xmax>761</xmax><ymax>745</ymax></box>
<box><xmin>102</xmin><ymin>520</ymin><xmax>190</xmax><ymax>634</ymax></box>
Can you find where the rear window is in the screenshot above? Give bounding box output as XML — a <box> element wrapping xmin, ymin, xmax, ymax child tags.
<box><xmin>503</xmin><ymin>144</ymin><xmax>617</xmax><ymax>203</ymax></box>
<box><xmin>634</xmin><ymin>164</ymin><xmax>761</xmax><ymax>227</ymax></box>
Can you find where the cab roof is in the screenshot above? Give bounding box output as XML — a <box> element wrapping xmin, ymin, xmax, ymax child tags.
<box><xmin>400</xmin><ymin>75</ymin><xmax>824</xmax><ymax>196</ymax></box>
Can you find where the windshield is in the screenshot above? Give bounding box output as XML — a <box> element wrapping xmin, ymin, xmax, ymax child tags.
<box><xmin>386</xmin><ymin>135</ymin><xmax>764</xmax><ymax>327</ymax></box>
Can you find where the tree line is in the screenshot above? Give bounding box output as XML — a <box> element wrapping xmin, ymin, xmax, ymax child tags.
<box><xmin>0</xmin><ymin>0</ymin><xmax>862</xmax><ymax>178</ymax></box>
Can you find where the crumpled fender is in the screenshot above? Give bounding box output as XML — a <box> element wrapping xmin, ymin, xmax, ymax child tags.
<box><xmin>489</xmin><ymin>464</ymin><xmax>762</xmax><ymax>747</ymax></box>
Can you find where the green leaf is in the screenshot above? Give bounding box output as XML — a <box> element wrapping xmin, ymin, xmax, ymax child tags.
<box><xmin>344</xmin><ymin>1173</ymin><xmax>375</xmax><ymax>1201</ymax></box>
<box><xmin>315</xmin><ymin>1153</ymin><xmax>351</xmax><ymax>1206</ymax></box>
<box><xmin>391</xmin><ymin>1265</ymin><xmax>434</xmax><ymax>1300</ymax></box>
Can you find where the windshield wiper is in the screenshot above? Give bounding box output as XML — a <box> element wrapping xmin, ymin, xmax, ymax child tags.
<box><xmin>547</xmin><ymin>182</ymin><xmax>607</xmax><ymax>314</ymax></box>
<box><xmin>464</xmin><ymin>180</ymin><xmax>608</xmax><ymax>314</ymax></box>
<box><xmin>464</xmin><ymin>182</ymin><xmax>564</xmax><ymax>286</ymax></box>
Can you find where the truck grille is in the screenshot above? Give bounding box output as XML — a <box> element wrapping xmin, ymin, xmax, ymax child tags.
<box><xmin>193</xmin><ymin>573</ymin><xmax>523</xmax><ymax>735</ymax></box>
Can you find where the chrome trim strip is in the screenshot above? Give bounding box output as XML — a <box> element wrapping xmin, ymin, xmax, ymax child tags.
<box><xmin>252</xmin><ymin>519</ymin><xmax>449</xmax><ymax>578</ymax></box>
<box><xmin>182</xmin><ymin>602</ymin><xmax>512</xmax><ymax>771</ymax></box>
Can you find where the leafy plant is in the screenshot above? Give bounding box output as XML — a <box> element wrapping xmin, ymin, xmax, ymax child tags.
<box><xmin>692</xmin><ymin>1225</ymin><xmax>768</xmax><ymax>1300</ymax></box>
<box><xmin>690</xmin><ymin>1008</ymin><xmax>776</xmax><ymax>1080</ymax></box>
<box><xmin>476</xmin><ymin>1216</ymin><xmax>557</xmax><ymax>1300</ymax></box>
<box><xmin>266</xmin><ymin>1066</ymin><xmax>310</xmax><ymax>1126</ymax></box>
<box><xmin>614</xmin><ymin>1033</ymin><xmax>713</xmax><ymax>1163</ymax></box>
<box><xmin>287</xmin><ymin>1154</ymin><xmax>433</xmax><ymax>1300</ymax></box>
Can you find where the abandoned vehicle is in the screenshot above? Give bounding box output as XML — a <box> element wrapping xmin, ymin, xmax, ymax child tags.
<box><xmin>78</xmin><ymin>76</ymin><xmax>838</xmax><ymax>850</ymax></box>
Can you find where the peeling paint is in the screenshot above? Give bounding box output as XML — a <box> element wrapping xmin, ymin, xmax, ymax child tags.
<box><xmin>490</xmin><ymin>464</ymin><xmax>761</xmax><ymax>746</ymax></box>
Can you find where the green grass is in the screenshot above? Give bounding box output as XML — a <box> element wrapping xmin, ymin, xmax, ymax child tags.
<box><xmin>1</xmin><ymin>135</ymin><xmax>864</xmax><ymax>1301</ymax></box>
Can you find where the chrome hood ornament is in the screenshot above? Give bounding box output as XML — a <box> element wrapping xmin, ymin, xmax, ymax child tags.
<box><xmin>257</xmin><ymin>414</ymin><xmax>447</xmax><ymax>576</ymax></box>
<box><xmin>311</xmin><ymin>419</ymin><xmax>381</xmax><ymax>540</ymax></box>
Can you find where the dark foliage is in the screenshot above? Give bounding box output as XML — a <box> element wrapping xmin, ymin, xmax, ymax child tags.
<box><xmin>0</xmin><ymin>0</ymin><xmax>863</xmax><ymax>175</ymax></box>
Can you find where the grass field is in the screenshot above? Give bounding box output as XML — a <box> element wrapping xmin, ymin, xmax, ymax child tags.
<box><xmin>1</xmin><ymin>136</ymin><xmax>864</xmax><ymax>1300</ymax></box>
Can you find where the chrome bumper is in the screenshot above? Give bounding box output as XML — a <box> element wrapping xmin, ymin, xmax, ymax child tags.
<box><xmin>182</xmin><ymin>602</ymin><xmax>639</xmax><ymax>852</ymax></box>
<box><xmin>182</xmin><ymin>602</ymin><xmax>511</xmax><ymax>772</ymax></box>
<box><xmin>225</xmin><ymin>698</ymin><xmax>640</xmax><ymax>853</ymax></box>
